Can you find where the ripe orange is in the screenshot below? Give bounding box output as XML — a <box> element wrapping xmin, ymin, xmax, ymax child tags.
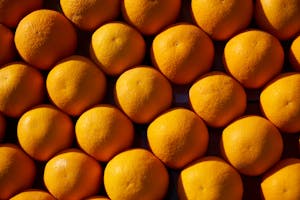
<box><xmin>17</xmin><ymin>105</ymin><xmax>74</xmax><ymax>161</ymax></box>
<box><xmin>10</xmin><ymin>189</ymin><xmax>56</xmax><ymax>200</ymax></box>
<box><xmin>289</xmin><ymin>35</ymin><xmax>300</xmax><ymax>71</ymax></box>
<box><xmin>0</xmin><ymin>144</ymin><xmax>36</xmax><ymax>199</ymax></box>
<box><xmin>221</xmin><ymin>115</ymin><xmax>283</xmax><ymax>176</ymax></box>
<box><xmin>46</xmin><ymin>55</ymin><xmax>106</xmax><ymax>116</ymax></box>
<box><xmin>90</xmin><ymin>22</ymin><xmax>146</xmax><ymax>76</ymax></box>
<box><xmin>114</xmin><ymin>66</ymin><xmax>172</xmax><ymax>124</ymax></box>
<box><xmin>44</xmin><ymin>149</ymin><xmax>102</xmax><ymax>200</ymax></box>
<box><xmin>0</xmin><ymin>113</ymin><xmax>5</xmax><ymax>141</ymax></box>
<box><xmin>260</xmin><ymin>72</ymin><xmax>300</xmax><ymax>133</ymax></box>
<box><xmin>75</xmin><ymin>105</ymin><xmax>134</xmax><ymax>162</ymax></box>
<box><xmin>189</xmin><ymin>71</ymin><xmax>247</xmax><ymax>127</ymax></box>
<box><xmin>15</xmin><ymin>9</ymin><xmax>77</xmax><ymax>70</ymax></box>
<box><xmin>178</xmin><ymin>156</ymin><xmax>243</xmax><ymax>200</ymax></box>
<box><xmin>0</xmin><ymin>62</ymin><xmax>44</xmax><ymax>118</ymax></box>
<box><xmin>191</xmin><ymin>0</ymin><xmax>253</xmax><ymax>40</ymax></box>
<box><xmin>261</xmin><ymin>158</ymin><xmax>300</xmax><ymax>200</ymax></box>
<box><xmin>60</xmin><ymin>0</ymin><xmax>120</xmax><ymax>31</ymax></box>
<box><xmin>85</xmin><ymin>197</ymin><xmax>110</xmax><ymax>200</ymax></box>
<box><xmin>255</xmin><ymin>0</ymin><xmax>300</xmax><ymax>40</ymax></box>
<box><xmin>122</xmin><ymin>0</ymin><xmax>181</xmax><ymax>35</ymax></box>
<box><xmin>151</xmin><ymin>23</ymin><xmax>214</xmax><ymax>84</ymax></box>
<box><xmin>0</xmin><ymin>24</ymin><xmax>15</xmax><ymax>66</ymax></box>
<box><xmin>147</xmin><ymin>108</ymin><xmax>209</xmax><ymax>169</ymax></box>
<box><xmin>104</xmin><ymin>148</ymin><xmax>169</xmax><ymax>200</ymax></box>
<box><xmin>223</xmin><ymin>29</ymin><xmax>284</xmax><ymax>89</ymax></box>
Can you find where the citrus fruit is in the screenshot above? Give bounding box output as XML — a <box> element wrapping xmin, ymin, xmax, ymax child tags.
<box><xmin>289</xmin><ymin>35</ymin><xmax>300</xmax><ymax>71</ymax></box>
<box><xmin>85</xmin><ymin>197</ymin><xmax>110</xmax><ymax>200</ymax></box>
<box><xmin>178</xmin><ymin>156</ymin><xmax>243</xmax><ymax>200</ymax></box>
<box><xmin>221</xmin><ymin>115</ymin><xmax>283</xmax><ymax>176</ymax></box>
<box><xmin>46</xmin><ymin>55</ymin><xmax>106</xmax><ymax>116</ymax></box>
<box><xmin>151</xmin><ymin>23</ymin><xmax>214</xmax><ymax>84</ymax></box>
<box><xmin>114</xmin><ymin>66</ymin><xmax>172</xmax><ymax>124</ymax></box>
<box><xmin>0</xmin><ymin>24</ymin><xmax>15</xmax><ymax>66</ymax></box>
<box><xmin>189</xmin><ymin>71</ymin><xmax>247</xmax><ymax>127</ymax></box>
<box><xmin>15</xmin><ymin>9</ymin><xmax>77</xmax><ymax>70</ymax></box>
<box><xmin>104</xmin><ymin>148</ymin><xmax>169</xmax><ymax>200</ymax></box>
<box><xmin>0</xmin><ymin>113</ymin><xmax>5</xmax><ymax>141</ymax></box>
<box><xmin>10</xmin><ymin>189</ymin><xmax>56</xmax><ymax>200</ymax></box>
<box><xmin>90</xmin><ymin>22</ymin><xmax>146</xmax><ymax>76</ymax></box>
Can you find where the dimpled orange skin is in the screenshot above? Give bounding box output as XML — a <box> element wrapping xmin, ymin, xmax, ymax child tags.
<box><xmin>178</xmin><ymin>156</ymin><xmax>243</xmax><ymax>200</ymax></box>
<box><xmin>0</xmin><ymin>144</ymin><xmax>36</xmax><ymax>199</ymax></box>
<box><xmin>104</xmin><ymin>149</ymin><xmax>169</xmax><ymax>200</ymax></box>
<box><xmin>44</xmin><ymin>149</ymin><xmax>102</xmax><ymax>200</ymax></box>
<box><xmin>46</xmin><ymin>55</ymin><xmax>106</xmax><ymax>116</ymax></box>
<box><xmin>191</xmin><ymin>0</ymin><xmax>253</xmax><ymax>40</ymax></box>
<box><xmin>221</xmin><ymin>116</ymin><xmax>283</xmax><ymax>176</ymax></box>
<box><xmin>122</xmin><ymin>0</ymin><xmax>181</xmax><ymax>35</ymax></box>
<box><xmin>17</xmin><ymin>105</ymin><xmax>74</xmax><ymax>161</ymax></box>
<box><xmin>75</xmin><ymin>105</ymin><xmax>134</xmax><ymax>162</ymax></box>
<box><xmin>90</xmin><ymin>22</ymin><xmax>146</xmax><ymax>76</ymax></box>
<box><xmin>15</xmin><ymin>9</ymin><xmax>77</xmax><ymax>70</ymax></box>
<box><xmin>189</xmin><ymin>71</ymin><xmax>247</xmax><ymax>128</ymax></box>
<box><xmin>0</xmin><ymin>63</ymin><xmax>44</xmax><ymax>118</ymax></box>
<box><xmin>151</xmin><ymin>23</ymin><xmax>214</xmax><ymax>85</ymax></box>
<box><xmin>289</xmin><ymin>35</ymin><xmax>300</xmax><ymax>71</ymax></box>
<box><xmin>223</xmin><ymin>29</ymin><xmax>284</xmax><ymax>89</ymax></box>
<box><xmin>261</xmin><ymin>158</ymin><xmax>300</xmax><ymax>200</ymax></box>
<box><xmin>114</xmin><ymin>66</ymin><xmax>172</xmax><ymax>124</ymax></box>
<box><xmin>0</xmin><ymin>24</ymin><xmax>15</xmax><ymax>66</ymax></box>
<box><xmin>260</xmin><ymin>73</ymin><xmax>300</xmax><ymax>133</ymax></box>
<box><xmin>10</xmin><ymin>190</ymin><xmax>56</xmax><ymax>200</ymax></box>
<box><xmin>60</xmin><ymin>0</ymin><xmax>120</xmax><ymax>31</ymax></box>
<box><xmin>0</xmin><ymin>0</ymin><xmax>42</xmax><ymax>28</ymax></box>
<box><xmin>0</xmin><ymin>113</ymin><xmax>5</xmax><ymax>141</ymax></box>
<box><xmin>147</xmin><ymin>108</ymin><xmax>209</xmax><ymax>169</ymax></box>
<box><xmin>255</xmin><ymin>0</ymin><xmax>300</xmax><ymax>40</ymax></box>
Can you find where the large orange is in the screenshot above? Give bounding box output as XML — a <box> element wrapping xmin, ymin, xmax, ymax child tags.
<box><xmin>0</xmin><ymin>113</ymin><xmax>5</xmax><ymax>141</ymax></box>
<box><xmin>10</xmin><ymin>190</ymin><xmax>56</xmax><ymax>200</ymax></box>
<box><xmin>289</xmin><ymin>35</ymin><xmax>300</xmax><ymax>71</ymax></box>
<box><xmin>151</xmin><ymin>23</ymin><xmax>214</xmax><ymax>85</ymax></box>
<box><xmin>85</xmin><ymin>196</ymin><xmax>110</xmax><ymax>200</ymax></box>
<box><xmin>0</xmin><ymin>24</ymin><xmax>15</xmax><ymax>66</ymax></box>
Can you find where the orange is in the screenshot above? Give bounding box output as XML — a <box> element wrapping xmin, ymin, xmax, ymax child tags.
<box><xmin>17</xmin><ymin>105</ymin><xmax>74</xmax><ymax>161</ymax></box>
<box><xmin>0</xmin><ymin>144</ymin><xmax>36</xmax><ymax>199</ymax></box>
<box><xmin>0</xmin><ymin>113</ymin><xmax>5</xmax><ymax>141</ymax></box>
<box><xmin>189</xmin><ymin>71</ymin><xmax>247</xmax><ymax>127</ymax></box>
<box><xmin>85</xmin><ymin>197</ymin><xmax>110</xmax><ymax>200</ymax></box>
<box><xmin>122</xmin><ymin>0</ymin><xmax>181</xmax><ymax>35</ymax></box>
<box><xmin>75</xmin><ymin>105</ymin><xmax>134</xmax><ymax>162</ymax></box>
<box><xmin>44</xmin><ymin>149</ymin><xmax>102</xmax><ymax>200</ymax></box>
<box><xmin>114</xmin><ymin>66</ymin><xmax>172</xmax><ymax>124</ymax></box>
<box><xmin>221</xmin><ymin>115</ymin><xmax>283</xmax><ymax>176</ymax></box>
<box><xmin>60</xmin><ymin>0</ymin><xmax>120</xmax><ymax>31</ymax></box>
<box><xmin>0</xmin><ymin>24</ymin><xmax>15</xmax><ymax>66</ymax></box>
<box><xmin>151</xmin><ymin>23</ymin><xmax>214</xmax><ymax>85</ymax></box>
<box><xmin>46</xmin><ymin>55</ymin><xmax>106</xmax><ymax>116</ymax></box>
<box><xmin>223</xmin><ymin>29</ymin><xmax>284</xmax><ymax>89</ymax></box>
<box><xmin>90</xmin><ymin>22</ymin><xmax>146</xmax><ymax>76</ymax></box>
<box><xmin>0</xmin><ymin>62</ymin><xmax>44</xmax><ymax>118</ymax></box>
<box><xmin>104</xmin><ymin>148</ymin><xmax>169</xmax><ymax>200</ymax></box>
<box><xmin>255</xmin><ymin>0</ymin><xmax>300</xmax><ymax>40</ymax></box>
<box><xmin>191</xmin><ymin>0</ymin><xmax>253</xmax><ymax>40</ymax></box>
<box><xmin>178</xmin><ymin>156</ymin><xmax>243</xmax><ymax>200</ymax></box>
<box><xmin>10</xmin><ymin>189</ymin><xmax>56</xmax><ymax>200</ymax></box>
<box><xmin>147</xmin><ymin>108</ymin><xmax>209</xmax><ymax>169</ymax></box>
<box><xmin>0</xmin><ymin>0</ymin><xmax>42</xmax><ymax>27</ymax></box>
<box><xmin>260</xmin><ymin>72</ymin><xmax>300</xmax><ymax>133</ymax></box>
<box><xmin>15</xmin><ymin>9</ymin><xmax>77</xmax><ymax>70</ymax></box>
<box><xmin>261</xmin><ymin>158</ymin><xmax>300</xmax><ymax>200</ymax></box>
<box><xmin>289</xmin><ymin>35</ymin><xmax>300</xmax><ymax>71</ymax></box>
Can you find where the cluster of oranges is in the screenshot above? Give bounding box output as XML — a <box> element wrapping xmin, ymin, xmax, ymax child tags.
<box><xmin>0</xmin><ymin>0</ymin><xmax>300</xmax><ymax>199</ymax></box>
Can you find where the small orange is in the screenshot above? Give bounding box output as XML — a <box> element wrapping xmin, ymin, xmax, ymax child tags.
<box><xmin>189</xmin><ymin>71</ymin><xmax>247</xmax><ymax>127</ymax></box>
<box><xmin>15</xmin><ymin>9</ymin><xmax>77</xmax><ymax>70</ymax></box>
<box><xmin>104</xmin><ymin>148</ymin><xmax>169</xmax><ymax>200</ymax></box>
<box><xmin>289</xmin><ymin>35</ymin><xmax>300</xmax><ymax>71</ymax></box>
<box><xmin>221</xmin><ymin>115</ymin><xmax>283</xmax><ymax>176</ymax></box>
<box><xmin>44</xmin><ymin>149</ymin><xmax>102</xmax><ymax>200</ymax></box>
<box><xmin>223</xmin><ymin>29</ymin><xmax>284</xmax><ymax>89</ymax></box>
<box><xmin>46</xmin><ymin>55</ymin><xmax>106</xmax><ymax>116</ymax></box>
<box><xmin>0</xmin><ymin>24</ymin><xmax>15</xmax><ymax>66</ymax></box>
<box><xmin>0</xmin><ymin>62</ymin><xmax>44</xmax><ymax>118</ymax></box>
<box><xmin>178</xmin><ymin>156</ymin><xmax>243</xmax><ymax>200</ymax></box>
<box><xmin>10</xmin><ymin>189</ymin><xmax>56</xmax><ymax>200</ymax></box>
<box><xmin>261</xmin><ymin>158</ymin><xmax>300</xmax><ymax>200</ymax></box>
<box><xmin>17</xmin><ymin>105</ymin><xmax>74</xmax><ymax>161</ymax></box>
<box><xmin>90</xmin><ymin>22</ymin><xmax>146</xmax><ymax>76</ymax></box>
<box><xmin>85</xmin><ymin>196</ymin><xmax>110</xmax><ymax>200</ymax></box>
<box><xmin>147</xmin><ymin>108</ymin><xmax>209</xmax><ymax>169</ymax></box>
<box><xmin>0</xmin><ymin>113</ymin><xmax>5</xmax><ymax>141</ymax></box>
<box><xmin>0</xmin><ymin>144</ymin><xmax>36</xmax><ymax>199</ymax></box>
<box><xmin>260</xmin><ymin>72</ymin><xmax>300</xmax><ymax>133</ymax></box>
<box><xmin>75</xmin><ymin>105</ymin><xmax>134</xmax><ymax>162</ymax></box>
<box><xmin>114</xmin><ymin>66</ymin><xmax>172</xmax><ymax>124</ymax></box>
<box><xmin>122</xmin><ymin>0</ymin><xmax>181</xmax><ymax>35</ymax></box>
<box><xmin>151</xmin><ymin>23</ymin><xmax>214</xmax><ymax>84</ymax></box>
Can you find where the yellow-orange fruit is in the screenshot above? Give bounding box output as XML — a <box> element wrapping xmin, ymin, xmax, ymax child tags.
<box><xmin>10</xmin><ymin>189</ymin><xmax>56</xmax><ymax>200</ymax></box>
<box><xmin>0</xmin><ymin>24</ymin><xmax>15</xmax><ymax>66</ymax></box>
<box><xmin>289</xmin><ymin>35</ymin><xmax>300</xmax><ymax>71</ymax></box>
